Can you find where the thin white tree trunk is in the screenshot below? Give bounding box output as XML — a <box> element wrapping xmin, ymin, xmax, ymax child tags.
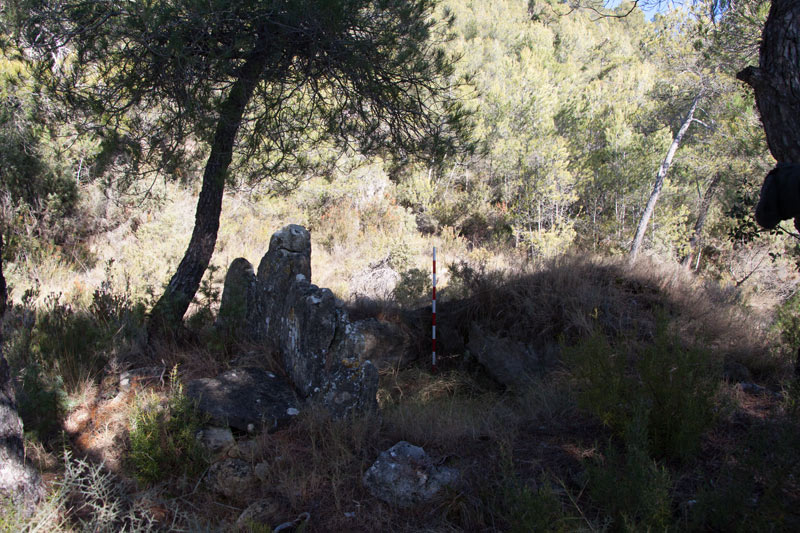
<box><xmin>630</xmin><ymin>94</ymin><xmax>701</xmax><ymax>262</ymax></box>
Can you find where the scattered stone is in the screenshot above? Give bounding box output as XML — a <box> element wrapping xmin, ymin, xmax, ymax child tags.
<box><xmin>738</xmin><ymin>382</ymin><xmax>781</xmax><ymax>399</ymax></box>
<box><xmin>723</xmin><ymin>360</ymin><xmax>753</xmax><ymax>383</ymax></box>
<box><xmin>362</xmin><ymin>441</ymin><xmax>459</xmax><ymax>508</ymax></box>
<box><xmin>195</xmin><ymin>426</ymin><xmax>235</xmax><ymax>454</ymax></box>
<box><xmin>233</xmin><ymin>439</ymin><xmax>262</xmax><ymax>461</ymax></box>
<box><xmin>206</xmin><ymin>458</ymin><xmax>255</xmax><ymax>501</ymax></box>
<box><xmin>119</xmin><ymin>366</ymin><xmax>166</xmax><ymax>391</ymax></box>
<box><xmin>186</xmin><ymin>367</ymin><xmax>300</xmax><ymax>433</ymax></box>
<box><xmin>253</xmin><ymin>460</ymin><xmax>271</xmax><ymax>482</ymax></box>
<box><xmin>236</xmin><ymin>499</ymin><xmax>281</xmax><ymax>529</ymax></box>
<box><xmin>467</xmin><ymin>323</ymin><xmax>544</xmax><ymax>389</ymax></box>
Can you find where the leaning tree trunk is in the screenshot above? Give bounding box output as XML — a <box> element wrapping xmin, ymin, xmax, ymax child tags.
<box><xmin>630</xmin><ymin>94</ymin><xmax>701</xmax><ymax>262</ymax></box>
<box><xmin>737</xmin><ymin>0</ymin><xmax>800</xmax><ymax>163</ymax></box>
<box><xmin>0</xmin><ymin>233</ymin><xmax>44</xmax><ymax>514</ymax></box>
<box><xmin>682</xmin><ymin>173</ymin><xmax>721</xmax><ymax>269</ymax></box>
<box><xmin>148</xmin><ymin>50</ymin><xmax>268</xmax><ymax>336</ymax></box>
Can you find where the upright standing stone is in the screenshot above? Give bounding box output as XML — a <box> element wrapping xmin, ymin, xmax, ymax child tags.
<box><xmin>215</xmin><ymin>257</ymin><xmax>257</xmax><ymax>335</ymax></box>
<box><xmin>218</xmin><ymin>225</ymin><xmax>379</xmax><ymax>417</ymax></box>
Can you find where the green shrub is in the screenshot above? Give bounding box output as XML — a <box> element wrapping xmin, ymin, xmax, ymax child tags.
<box><xmin>587</xmin><ymin>409</ymin><xmax>673</xmax><ymax>531</ymax></box>
<box><xmin>393</xmin><ymin>267</ymin><xmax>432</xmax><ymax>307</ymax></box>
<box><xmin>30</xmin><ymin>293</ymin><xmax>106</xmax><ymax>387</ymax></box>
<box><xmin>688</xmin><ymin>420</ymin><xmax>800</xmax><ymax>531</ymax></box>
<box><xmin>128</xmin><ymin>367</ymin><xmax>209</xmax><ymax>485</ymax></box>
<box><xmin>14</xmin><ymin>281</ymin><xmax>146</xmax><ymax>392</ymax></box>
<box><xmin>387</xmin><ymin>239</ymin><xmax>413</xmax><ymax>271</ymax></box>
<box><xmin>16</xmin><ymin>362</ymin><xmax>65</xmax><ymax>446</ymax></box>
<box><xmin>564</xmin><ymin>316</ymin><xmax>720</xmax><ymax>461</ymax></box>
<box><xmin>501</xmin><ymin>477</ymin><xmax>572</xmax><ymax>533</ymax></box>
<box><xmin>186</xmin><ymin>264</ymin><xmax>222</xmax><ymax>332</ymax></box>
<box><xmin>0</xmin><ymin>490</ymin><xmax>67</xmax><ymax>533</ymax></box>
<box><xmin>772</xmin><ymin>291</ymin><xmax>800</xmax><ymax>363</ymax></box>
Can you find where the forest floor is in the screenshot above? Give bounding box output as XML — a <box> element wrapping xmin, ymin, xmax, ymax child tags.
<box><xmin>3</xmin><ymin>185</ymin><xmax>800</xmax><ymax>531</ymax></box>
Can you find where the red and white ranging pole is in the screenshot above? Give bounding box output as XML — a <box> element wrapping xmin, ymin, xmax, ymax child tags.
<box><xmin>432</xmin><ymin>246</ymin><xmax>437</xmax><ymax>371</ymax></box>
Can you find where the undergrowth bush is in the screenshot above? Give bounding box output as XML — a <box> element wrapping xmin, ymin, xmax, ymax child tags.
<box><xmin>58</xmin><ymin>450</ymin><xmax>158</xmax><ymax>532</ymax></box>
<box><xmin>30</xmin><ymin>293</ymin><xmax>107</xmax><ymax>388</ymax></box>
<box><xmin>186</xmin><ymin>264</ymin><xmax>223</xmax><ymax>332</ymax></box>
<box><xmin>16</xmin><ymin>363</ymin><xmax>65</xmax><ymax>447</ymax></box>
<box><xmin>0</xmin><ymin>491</ymin><xmax>66</xmax><ymax>533</ymax></box>
<box><xmin>6</xmin><ymin>279</ymin><xmax>146</xmax><ymax>393</ymax></box>
<box><xmin>586</xmin><ymin>409</ymin><xmax>673</xmax><ymax>531</ymax></box>
<box><xmin>772</xmin><ymin>290</ymin><xmax>800</xmax><ymax>358</ymax></box>
<box><xmin>564</xmin><ymin>316</ymin><xmax>720</xmax><ymax>461</ymax></box>
<box><xmin>496</xmin><ymin>470</ymin><xmax>573</xmax><ymax>533</ymax></box>
<box><xmin>128</xmin><ymin>368</ymin><xmax>209</xmax><ymax>485</ymax></box>
<box><xmin>392</xmin><ymin>267</ymin><xmax>431</xmax><ymax>307</ymax></box>
<box><xmin>688</xmin><ymin>419</ymin><xmax>800</xmax><ymax>531</ymax></box>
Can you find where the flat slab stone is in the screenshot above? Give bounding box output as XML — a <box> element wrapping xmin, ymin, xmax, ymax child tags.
<box><xmin>186</xmin><ymin>367</ymin><xmax>300</xmax><ymax>433</ymax></box>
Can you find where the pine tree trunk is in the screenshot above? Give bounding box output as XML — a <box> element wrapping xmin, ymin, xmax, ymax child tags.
<box><xmin>682</xmin><ymin>173</ymin><xmax>721</xmax><ymax>269</ymax></box>
<box><xmin>0</xmin><ymin>233</ymin><xmax>44</xmax><ymax>513</ymax></box>
<box><xmin>737</xmin><ymin>0</ymin><xmax>800</xmax><ymax>163</ymax></box>
<box><xmin>148</xmin><ymin>51</ymin><xmax>267</xmax><ymax>335</ymax></box>
<box><xmin>630</xmin><ymin>95</ymin><xmax>700</xmax><ymax>262</ymax></box>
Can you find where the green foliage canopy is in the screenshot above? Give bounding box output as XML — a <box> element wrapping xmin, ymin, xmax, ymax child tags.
<box><xmin>8</xmin><ymin>0</ymin><xmax>472</xmax><ymax>328</ymax></box>
<box><xmin>9</xmin><ymin>0</ymin><xmax>470</xmax><ymax>186</ymax></box>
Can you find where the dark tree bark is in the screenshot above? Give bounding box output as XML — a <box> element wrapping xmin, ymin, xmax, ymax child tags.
<box><xmin>0</xmin><ymin>233</ymin><xmax>44</xmax><ymax>513</ymax></box>
<box><xmin>737</xmin><ymin>0</ymin><xmax>800</xmax><ymax>163</ymax></box>
<box><xmin>148</xmin><ymin>46</ymin><xmax>269</xmax><ymax>335</ymax></box>
<box><xmin>682</xmin><ymin>173</ymin><xmax>721</xmax><ymax>269</ymax></box>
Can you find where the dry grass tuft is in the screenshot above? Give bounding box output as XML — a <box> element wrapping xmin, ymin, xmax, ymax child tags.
<box><xmin>434</xmin><ymin>254</ymin><xmax>776</xmax><ymax>377</ymax></box>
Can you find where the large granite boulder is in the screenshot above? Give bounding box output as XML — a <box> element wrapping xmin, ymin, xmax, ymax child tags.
<box><xmin>216</xmin><ymin>225</ymin><xmax>381</xmax><ymax>417</ymax></box>
<box><xmin>185</xmin><ymin>367</ymin><xmax>300</xmax><ymax>433</ymax></box>
<box><xmin>362</xmin><ymin>441</ymin><xmax>459</xmax><ymax>507</ymax></box>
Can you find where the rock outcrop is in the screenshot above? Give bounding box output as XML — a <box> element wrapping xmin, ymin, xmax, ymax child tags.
<box><xmin>0</xmin><ymin>355</ymin><xmax>44</xmax><ymax>514</ymax></box>
<box><xmin>362</xmin><ymin>441</ymin><xmax>459</xmax><ymax>507</ymax></box>
<box><xmin>216</xmin><ymin>225</ymin><xmax>383</xmax><ymax>417</ymax></box>
<box><xmin>467</xmin><ymin>323</ymin><xmax>547</xmax><ymax>389</ymax></box>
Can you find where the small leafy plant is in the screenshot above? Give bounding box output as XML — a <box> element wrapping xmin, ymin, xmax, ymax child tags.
<box><xmin>128</xmin><ymin>367</ymin><xmax>209</xmax><ymax>485</ymax></box>
<box><xmin>564</xmin><ymin>315</ymin><xmax>720</xmax><ymax>461</ymax></box>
